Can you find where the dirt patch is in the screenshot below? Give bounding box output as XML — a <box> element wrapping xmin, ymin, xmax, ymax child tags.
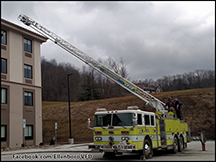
<box><xmin>42</xmin><ymin>87</ymin><xmax>215</xmax><ymax>144</ymax></box>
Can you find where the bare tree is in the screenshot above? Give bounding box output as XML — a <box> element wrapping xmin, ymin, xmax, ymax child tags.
<box><xmin>41</xmin><ymin>56</ymin><xmax>214</xmax><ymax>102</ymax></box>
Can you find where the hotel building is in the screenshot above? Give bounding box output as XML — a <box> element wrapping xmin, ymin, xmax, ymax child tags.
<box><xmin>1</xmin><ymin>18</ymin><xmax>47</xmax><ymax>148</ymax></box>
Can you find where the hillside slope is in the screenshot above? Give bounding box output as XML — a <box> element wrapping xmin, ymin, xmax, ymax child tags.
<box><xmin>42</xmin><ymin>87</ymin><xmax>215</xmax><ymax>144</ymax></box>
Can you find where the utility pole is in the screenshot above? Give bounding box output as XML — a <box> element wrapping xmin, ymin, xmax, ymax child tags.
<box><xmin>67</xmin><ymin>73</ymin><xmax>74</xmax><ymax>144</ymax></box>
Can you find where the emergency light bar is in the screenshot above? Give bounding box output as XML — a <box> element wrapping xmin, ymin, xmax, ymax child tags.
<box><xmin>96</xmin><ymin>108</ymin><xmax>107</xmax><ymax>112</ymax></box>
<box><xmin>127</xmin><ymin>106</ymin><xmax>140</xmax><ymax>110</ymax></box>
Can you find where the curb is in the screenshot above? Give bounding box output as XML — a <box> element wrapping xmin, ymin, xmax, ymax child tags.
<box><xmin>1</xmin><ymin>143</ymin><xmax>93</xmax><ymax>155</ymax></box>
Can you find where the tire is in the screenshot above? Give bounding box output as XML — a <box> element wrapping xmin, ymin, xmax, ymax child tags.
<box><xmin>184</xmin><ymin>142</ymin><xmax>187</xmax><ymax>149</ymax></box>
<box><xmin>143</xmin><ymin>138</ymin><xmax>153</xmax><ymax>159</ymax></box>
<box><xmin>173</xmin><ymin>136</ymin><xmax>179</xmax><ymax>154</ymax></box>
<box><xmin>178</xmin><ymin>136</ymin><xmax>184</xmax><ymax>152</ymax></box>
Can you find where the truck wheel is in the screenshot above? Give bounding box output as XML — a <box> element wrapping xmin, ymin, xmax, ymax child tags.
<box><xmin>143</xmin><ymin>139</ymin><xmax>153</xmax><ymax>159</ymax></box>
<box><xmin>184</xmin><ymin>142</ymin><xmax>187</xmax><ymax>149</ymax></box>
<box><xmin>173</xmin><ymin>136</ymin><xmax>179</xmax><ymax>154</ymax></box>
<box><xmin>178</xmin><ymin>137</ymin><xmax>184</xmax><ymax>152</ymax></box>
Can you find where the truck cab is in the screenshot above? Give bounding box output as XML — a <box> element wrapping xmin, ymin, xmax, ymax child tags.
<box><xmin>88</xmin><ymin>106</ymin><xmax>157</xmax><ymax>158</ymax></box>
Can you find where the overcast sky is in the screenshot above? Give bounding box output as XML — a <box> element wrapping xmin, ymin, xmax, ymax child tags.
<box><xmin>1</xmin><ymin>1</ymin><xmax>215</xmax><ymax>80</ymax></box>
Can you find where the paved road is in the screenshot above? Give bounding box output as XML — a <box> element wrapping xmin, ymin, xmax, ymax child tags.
<box><xmin>1</xmin><ymin>141</ymin><xmax>215</xmax><ymax>161</ymax></box>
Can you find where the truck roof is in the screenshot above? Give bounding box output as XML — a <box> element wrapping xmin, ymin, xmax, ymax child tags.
<box><xmin>95</xmin><ymin>109</ymin><xmax>155</xmax><ymax>115</ymax></box>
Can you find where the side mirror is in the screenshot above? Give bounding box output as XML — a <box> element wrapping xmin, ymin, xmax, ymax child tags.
<box><xmin>87</xmin><ymin>118</ymin><xmax>91</xmax><ymax>127</ymax></box>
<box><xmin>132</xmin><ymin>116</ymin><xmax>137</xmax><ymax>126</ymax></box>
<box><xmin>130</xmin><ymin>116</ymin><xmax>137</xmax><ymax>130</ymax></box>
<box><xmin>87</xmin><ymin>118</ymin><xmax>94</xmax><ymax>131</ymax></box>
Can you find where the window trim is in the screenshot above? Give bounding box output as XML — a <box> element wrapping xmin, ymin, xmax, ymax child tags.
<box><xmin>1</xmin><ymin>88</ymin><xmax>7</xmax><ymax>104</ymax></box>
<box><xmin>1</xmin><ymin>125</ymin><xmax>7</xmax><ymax>141</ymax></box>
<box><xmin>24</xmin><ymin>38</ymin><xmax>32</xmax><ymax>53</ymax></box>
<box><xmin>1</xmin><ymin>58</ymin><xmax>7</xmax><ymax>74</ymax></box>
<box><xmin>25</xmin><ymin>125</ymin><xmax>33</xmax><ymax>140</ymax></box>
<box><xmin>24</xmin><ymin>64</ymin><xmax>32</xmax><ymax>79</ymax></box>
<box><xmin>24</xmin><ymin>91</ymin><xmax>33</xmax><ymax>106</ymax></box>
<box><xmin>1</xmin><ymin>29</ymin><xmax>7</xmax><ymax>45</ymax></box>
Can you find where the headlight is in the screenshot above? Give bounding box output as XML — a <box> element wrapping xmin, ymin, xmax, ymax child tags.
<box><xmin>95</xmin><ymin>137</ymin><xmax>102</xmax><ymax>141</ymax></box>
<box><xmin>121</xmin><ymin>137</ymin><xmax>130</xmax><ymax>141</ymax></box>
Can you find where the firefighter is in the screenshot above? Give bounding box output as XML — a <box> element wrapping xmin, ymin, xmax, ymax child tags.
<box><xmin>174</xmin><ymin>98</ymin><xmax>183</xmax><ymax>120</ymax></box>
<box><xmin>165</xmin><ymin>98</ymin><xmax>177</xmax><ymax>119</ymax></box>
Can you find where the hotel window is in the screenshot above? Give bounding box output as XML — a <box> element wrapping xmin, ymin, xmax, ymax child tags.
<box><xmin>24</xmin><ymin>38</ymin><xmax>32</xmax><ymax>53</ymax></box>
<box><xmin>1</xmin><ymin>88</ymin><xmax>7</xmax><ymax>104</ymax></box>
<box><xmin>1</xmin><ymin>58</ymin><xmax>7</xmax><ymax>74</ymax></box>
<box><xmin>1</xmin><ymin>30</ymin><xmax>7</xmax><ymax>45</ymax></box>
<box><xmin>24</xmin><ymin>91</ymin><xmax>33</xmax><ymax>106</ymax></box>
<box><xmin>25</xmin><ymin>125</ymin><xmax>33</xmax><ymax>140</ymax></box>
<box><xmin>1</xmin><ymin>125</ymin><xmax>7</xmax><ymax>141</ymax></box>
<box><xmin>24</xmin><ymin>64</ymin><xmax>32</xmax><ymax>79</ymax></box>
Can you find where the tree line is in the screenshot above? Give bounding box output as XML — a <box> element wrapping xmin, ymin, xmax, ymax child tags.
<box><xmin>41</xmin><ymin>56</ymin><xmax>215</xmax><ymax>102</ymax></box>
<box><xmin>133</xmin><ymin>69</ymin><xmax>215</xmax><ymax>92</ymax></box>
<box><xmin>41</xmin><ymin>56</ymin><xmax>129</xmax><ymax>102</ymax></box>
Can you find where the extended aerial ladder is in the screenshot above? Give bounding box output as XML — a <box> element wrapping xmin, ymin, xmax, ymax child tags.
<box><xmin>18</xmin><ymin>14</ymin><xmax>167</xmax><ymax>115</ymax></box>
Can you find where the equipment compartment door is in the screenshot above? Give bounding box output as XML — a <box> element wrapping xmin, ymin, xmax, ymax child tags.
<box><xmin>159</xmin><ymin>119</ymin><xmax>166</xmax><ymax>146</ymax></box>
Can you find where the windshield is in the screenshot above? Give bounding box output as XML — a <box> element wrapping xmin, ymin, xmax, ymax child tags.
<box><xmin>94</xmin><ymin>113</ymin><xmax>134</xmax><ymax>127</ymax></box>
<box><xmin>112</xmin><ymin>113</ymin><xmax>134</xmax><ymax>126</ymax></box>
<box><xmin>94</xmin><ymin>114</ymin><xmax>111</xmax><ymax>127</ymax></box>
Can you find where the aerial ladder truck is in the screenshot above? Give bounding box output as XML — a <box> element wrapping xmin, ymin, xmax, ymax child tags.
<box><xmin>18</xmin><ymin>14</ymin><xmax>191</xmax><ymax>159</ymax></box>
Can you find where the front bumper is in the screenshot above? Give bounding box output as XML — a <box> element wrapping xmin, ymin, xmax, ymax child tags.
<box><xmin>88</xmin><ymin>142</ymin><xmax>136</xmax><ymax>153</ymax></box>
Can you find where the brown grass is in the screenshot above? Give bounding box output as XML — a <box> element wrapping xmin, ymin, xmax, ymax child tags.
<box><xmin>42</xmin><ymin>87</ymin><xmax>215</xmax><ymax>144</ymax></box>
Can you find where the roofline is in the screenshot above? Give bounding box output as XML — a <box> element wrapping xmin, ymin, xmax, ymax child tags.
<box><xmin>95</xmin><ymin>109</ymin><xmax>155</xmax><ymax>115</ymax></box>
<box><xmin>1</xmin><ymin>18</ymin><xmax>48</xmax><ymax>43</ymax></box>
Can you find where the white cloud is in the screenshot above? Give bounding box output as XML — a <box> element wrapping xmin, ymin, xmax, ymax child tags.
<box><xmin>1</xmin><ymin>1</ymin><xmax>215</xmax><ymax>80</ymax></box>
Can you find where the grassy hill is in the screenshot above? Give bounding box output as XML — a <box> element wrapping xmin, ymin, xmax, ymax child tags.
<box><xmin>42</xmin><ymin>87</ymin><xmax>215</xmax><ymax>144</ymax></box>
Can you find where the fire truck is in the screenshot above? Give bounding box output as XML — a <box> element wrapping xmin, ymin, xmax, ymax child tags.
<box><xmin>87</xmin><ymin>106</ymin><xmax>190</xmax><ymax>159</ymax></box>
<box><xmin>18</xmin><ymin>14</ymin><xmax>191</xmax><ymax>159</ymax></box>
